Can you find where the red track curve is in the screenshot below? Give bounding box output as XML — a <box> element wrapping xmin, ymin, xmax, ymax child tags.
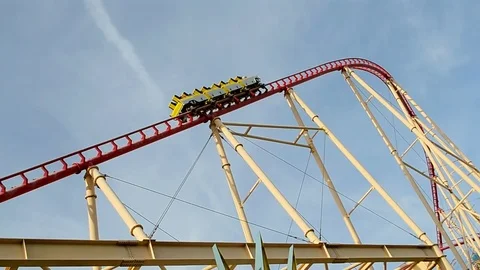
<box><xmin>0</xmin><ymin>58</ymin><xmax>396</xmax><ymax>204</ymax></box>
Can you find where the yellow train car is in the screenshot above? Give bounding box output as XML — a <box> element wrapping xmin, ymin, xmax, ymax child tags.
<box><xmin>168</xmin><ymin>76</ymin><xmax>263</xmax><ymax>119</ymax></box>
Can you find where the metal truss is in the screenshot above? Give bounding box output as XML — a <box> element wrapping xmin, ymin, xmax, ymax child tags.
<box><xmin>209</xmin><ymin>88</ymin><xmax>457</xmax><ymax>269</ymax></box>
<box><xmin>339</xmin><ymin>68</ymin><xmax>480</xmax><ymax>268</ymax></box>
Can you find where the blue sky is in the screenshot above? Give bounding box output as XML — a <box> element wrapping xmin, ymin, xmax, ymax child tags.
<box><xmin>1</xmin><ymin>0</ymin><xmax>479</xmax><ymax>269</ymax></box>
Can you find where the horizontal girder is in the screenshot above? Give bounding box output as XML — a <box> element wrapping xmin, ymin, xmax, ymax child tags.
<box><xmin>0</xmin><ymin>238</ymin><xmax>441</xmax><ymax>267</ymax></box>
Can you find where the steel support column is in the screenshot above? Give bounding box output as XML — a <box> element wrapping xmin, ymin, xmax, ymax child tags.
<box><xmin>286</xmin><ymin>89</ymin><xmax>452</xmax><ymax>270</ymax></box>
<box><xmin>211</xmin><ymin>123</ymin><xmax>254</xmax><ymax>243</ymax></box>
<box><xmin>84</xmin><ymin>173</ymin><xmax>100</xmax><ymax>241</ymax></box>
<box><xmin>341</xmin><ymin>70</ymin><xmax>466</xmax><ymax>269</ymax></box>
<box><xmin>350</xmin><ymin>70</ymin><xmax>480</xmax><ymax>196</ymax></box>
<box><xmin>284</xmin><ymin>88</ymin><xmax>361</xmax><ymax>244</ymax></box>
<box><xmin>86</xmin><ymin>166</ymin><xmax>148</xmax><ymax>240</ymax></box>
<box><xmin>212</xmin><ymin>118</ymin><xmax>321</xmax><ymax>244</ymax></box>
<box><xmin>84</xmin><ymin>172</ymin><xmax>101</xmax><ymax>270</ymax></box>
<box><xmin>392</xmin><ymin>80</ymin><xmax>480</xmax><ymax>182</ymax></box>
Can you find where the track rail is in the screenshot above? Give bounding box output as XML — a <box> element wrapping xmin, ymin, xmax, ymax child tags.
<box><xmin>0</xmin><ymin>58</ymin><xmax>392</xmax><ymax>203</ymax></box>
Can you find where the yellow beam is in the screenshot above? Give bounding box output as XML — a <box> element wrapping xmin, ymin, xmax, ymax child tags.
<box><xmin>0</xmin><ymin>238</ymin><xmax>441</xmax><ymax>267</ymax></box>
<box><xmin>222</xmin><ymin>122</ymin><xmax>324</xmax><ymax>131</ymax></box>
<box><xmin>230</xmin><ymin>131</ymin><xmax>310</xmax><ymax>149</ymax></box>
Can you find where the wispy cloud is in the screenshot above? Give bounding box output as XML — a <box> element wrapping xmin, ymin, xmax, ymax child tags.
<box><xmin>84</xmin><ymin>0</ymin><xmax>162</xmax><ymax>101</ymax></box>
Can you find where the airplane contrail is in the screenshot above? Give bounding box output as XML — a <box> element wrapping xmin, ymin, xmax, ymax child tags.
<box><xmin>84</xmin><ymin>0</ymin><xmax>162</xmax><ymax>100</ymax></box>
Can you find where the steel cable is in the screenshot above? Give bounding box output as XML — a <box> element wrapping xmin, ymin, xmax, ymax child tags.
<box><xmin>105</xmin><ymin>174</ymin><xmax>310</xmax><ymax>242</ymax></box>
<box><xmin>149</xmin><ymin>134</ymin><xmax>212</xmax><ymax>238</ymax></box>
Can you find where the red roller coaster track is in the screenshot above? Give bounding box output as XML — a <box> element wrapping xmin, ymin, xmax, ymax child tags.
<box><xmin>0</xmin><ymin>57</ymin><xmax>447</xmax><ymax>248</ymax></box>
<box><xmin>1</xmin><ymin>58</ymin><xmax>398</xmax><ymax>203</ymax></box>
<box><xmin>3</xmin><ymin>56</ymin><xmax>446</xmax><ymax>242</ymax></box>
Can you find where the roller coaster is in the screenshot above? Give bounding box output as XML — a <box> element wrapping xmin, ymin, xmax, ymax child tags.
<box><xmin>0</xmin><ymin>58</ymin><xmax>391</xmax><ymax>202</ymax></box>
<box><xmin>1</xmin><ymin>58</ymin><xmax>480</xmax><ymax>270</ymax></box>
<box><xmin>168</xmin><ymin>75</ymin><xmax>265</xmax><ymax>120</ymax></box>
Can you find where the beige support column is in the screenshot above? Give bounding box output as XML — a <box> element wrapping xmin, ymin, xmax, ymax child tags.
<box><xmin>84</xmin><ymin>173</ymin><xmax>101</xmax><ymax>270</ymax></box>
<box><xmin>439</xmin><ymin>210</ymin><xmax>473</xmax><ymax>262</ymax></box>
<box><xmin>348</xmin><ymin>70</ymin><xmax>480</xmax><ymax>196</ymax></box>
<box><xmin>393</xmin><ymin>80</ymin><xmax>480</xmax><ymax>178</ymax></box>
<box><xmin>437</xmin><ymin>184</ymin><xmax>480</xmax><ymax>257</ymax></box>
<box><xmin>341</xmin><ymin>72</ymin><xmax>466</xmax><ymax>268</ymax></box>
<box><xmin>211</xmin><ymin>123</ymin><xmax>254</xmax><ymax>243</ymax></box>
<box><xmin>87</xmin><ymin>166</ymin><xmax>148</xmax><ymax>240</ymax></box>
<box><xmin>285</xmin><ymin>89</ymin><xmax>362</xmax><ymax>244</ymax></box>
<box><xmin>84</xmin><ymin>173</ymin><xmax>100</xmax><ymax>240</ymax></box>
<box><xmin>388</xmin><ymin>79</ymin><xmax>480</xmax><ymax>232</ymax></box>
<box><xmin>349</xmin><ymin>69</ymin><xmax>480</xmax><ymax>263</ymax></box>
<box><xmin>450</xmin><ymin>195</ymin><xmax>480</xmax><ymax>252</ymax></box>
<box><xmin>287</xmin><ymin>90</ymin><xmax>452</xmax><ymax>270</ymax></box>
<box><xmin>430</xmin><ymin>156</ymin><xmax>480</xmax><ymax>254</ymax></box>
<box><xmin>390</xmin><ymin>81</ymin><xmax>480</xmax><ymax>217</ymax></box>
<box><xmin>213</xmin><ymin>118</ymin><xmax>321</xmax><ymax>244</ymax></box>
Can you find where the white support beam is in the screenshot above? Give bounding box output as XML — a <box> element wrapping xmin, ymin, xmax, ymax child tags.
<box><xmin>0</xmin><ymin>238</ymin><xmax>442</xmax><ymax>267</ymax></box>
<box><xmin>230</xmin><ymin>131</ymin><xmax>310</xmax><ymax>149</ymax></box>
<box><xmin>222</xmin><ymin>122</ymin><xmax>324</xmax><ymax>132</ymax></box>
<box><xmin>348</xmin><ymin>186</ymin><xmax>374</xmax><ymax>216</ymax></box>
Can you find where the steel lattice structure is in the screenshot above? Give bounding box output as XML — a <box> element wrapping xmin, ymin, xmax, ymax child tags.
<box><xmin>1</xmin><ymin>58</ymin><xmax>479</xmax><ymax>270</ymax></box>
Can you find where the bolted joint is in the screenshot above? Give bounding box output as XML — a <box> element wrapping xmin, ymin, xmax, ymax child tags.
<box><xmin>304</xmin><ymin>228</ymin><xmax>315</xmax><ymax>238</ymax></box>
<box><xmin>92</xmin><ymin>174</ymin><xmax>107</xmax><ymax>186</ymax></box>
<box><xmin>85</xmin><ymin>166</ymin><xmax>103</xmax><ymax>188</ymax></box>
<box><xmin>84</xmin><ymin>191</ymin><xmax>97</xmax><ymax>200</ymax></box>
<box><xmin>84</xmin><ymin>169</ymin><xmax>100</xmax><ymax>193</ymax></box>
<box><xmin>87</xmin><ymin>165</ymin><xmax>100</xmax><ymax>174</ymax></box>
<box><xmin>284</xmin><ymin>87</ymin><xmax>294</xmax><ymax>95</ymax></box>
<box><xmin>208</xmin><ymin>121</ymin><xmax>216</xmax><ymax>130</ymax></box>
<box><xmin>341</xmin><ymin>68</ymin><xmax>351</xmax><ymax>79</ymax></box>
<box><xmin>233</xmin><ymin>143</ymin><xmax>243</xmax><ymax>152</ymax></box>
<box><xmin>130</xmin><ymin>224</ymin><xmax>145</xmax><ymax>238</ymax></box>
<box><xmin>83</xmin><ymin>170</ymin><xmax>91</xmax><ymax>180</ymax></box>
<box><xmin>221</xmin><ymin>163</ymin><xmax>231</xmax><ymax>169</ymax></box>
